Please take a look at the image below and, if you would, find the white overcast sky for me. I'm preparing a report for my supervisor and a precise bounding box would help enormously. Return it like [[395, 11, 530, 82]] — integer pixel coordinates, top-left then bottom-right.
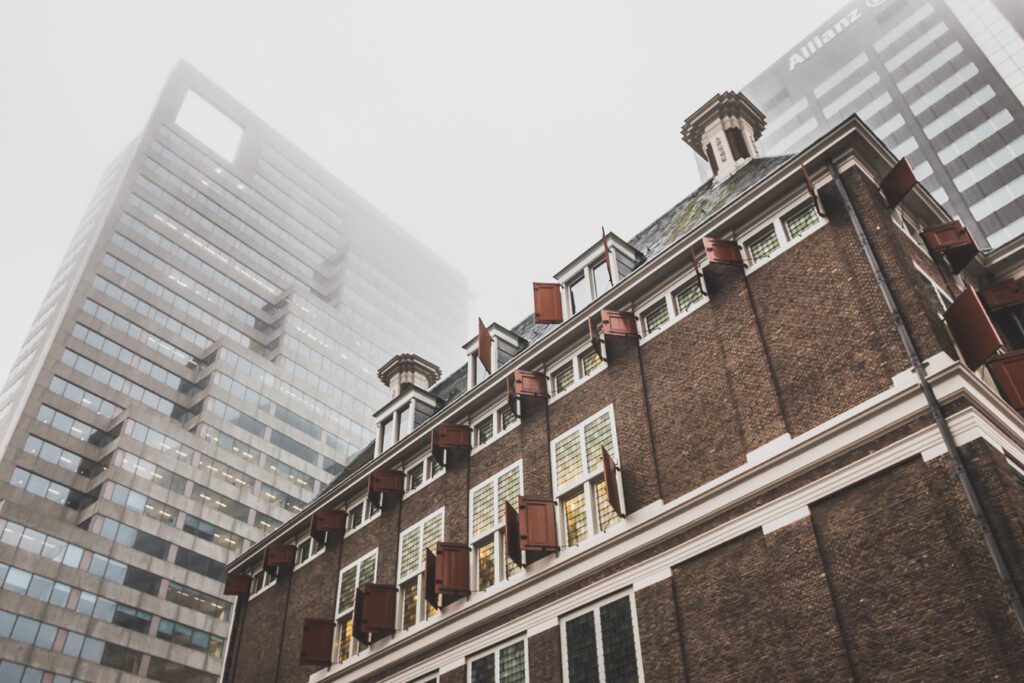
[[0, 0, 846, 378]]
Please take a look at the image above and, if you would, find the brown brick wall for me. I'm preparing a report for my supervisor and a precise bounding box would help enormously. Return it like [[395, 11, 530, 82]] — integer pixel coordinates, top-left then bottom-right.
[[231, 570, 288, 682], [634, 578, 687, 682], [440, 667, 465, 683], [528, 626, 561, 682]]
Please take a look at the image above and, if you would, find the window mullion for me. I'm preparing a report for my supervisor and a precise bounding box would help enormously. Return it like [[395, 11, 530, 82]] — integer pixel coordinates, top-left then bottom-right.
[[594, 603, 607, 683]]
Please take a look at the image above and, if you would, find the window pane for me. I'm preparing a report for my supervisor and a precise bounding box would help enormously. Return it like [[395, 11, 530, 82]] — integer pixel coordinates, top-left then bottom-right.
[[472, 485, 496, 537], [499, 640, 527, 683], [749, 228, 781, 262], [592, 260, 612, 298], [553, 363, 575, 394], [565, 612, 599, 683], [471, 654, 495, 683], [595, 481, 620, 532], [642, 299, 670, 334], [337, 615, 353, 662], [563, 490, 589, 546], [583, 413, 613, 475], [600, 597, 639, 682], [674, 281, 704, 314], [579, 350, 602, 377], [785, 204, 818, 239], [402, 582, 418, 628], [569, 277, 591, 314], [475, 419, 494, 446], [337, 566, 358, 614], [477, 539, 495, 591], [554, 434, 583, 489], [498, 405, 519, 430], [496, 468, 520, 510]]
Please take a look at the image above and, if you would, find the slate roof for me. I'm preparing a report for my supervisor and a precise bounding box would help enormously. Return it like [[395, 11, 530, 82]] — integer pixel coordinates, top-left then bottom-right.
[[332, 154, 791, 487]]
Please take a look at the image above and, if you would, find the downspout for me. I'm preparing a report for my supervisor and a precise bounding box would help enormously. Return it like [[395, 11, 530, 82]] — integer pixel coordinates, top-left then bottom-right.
[[827, 159, 1024, 635]]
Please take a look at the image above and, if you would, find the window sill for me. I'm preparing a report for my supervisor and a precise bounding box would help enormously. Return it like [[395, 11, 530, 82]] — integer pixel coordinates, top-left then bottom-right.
[[547, 362, 608, 406]]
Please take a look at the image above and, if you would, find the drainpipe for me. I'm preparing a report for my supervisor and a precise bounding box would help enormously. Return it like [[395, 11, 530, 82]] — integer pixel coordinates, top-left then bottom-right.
[[827, 159, 1024, 635]]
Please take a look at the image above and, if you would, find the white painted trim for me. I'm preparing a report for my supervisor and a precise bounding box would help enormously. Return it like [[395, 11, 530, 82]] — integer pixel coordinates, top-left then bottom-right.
[[920, 443, 947, 462], [761, 505, 811, 534], [546, 342, 609, 406], [466, 635, 529, 682], [632, 566, 673, 591], [526, 617, 559, 637], [558, 591, 645, 683], [311, 362, 1024, 683], [746, 433, 794, 464]]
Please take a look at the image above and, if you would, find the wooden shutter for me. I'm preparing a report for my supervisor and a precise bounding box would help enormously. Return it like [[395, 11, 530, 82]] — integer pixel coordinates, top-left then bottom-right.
[[922, 220, 977, 274], [601, 447, 625, 517], [435, 543, 471, 599], [981, 280, 1024, 312], [424, 549, 439, 608], [988, 351, 1024, 411], [505, 376, 518, 417], [946, 288, 1004, 370], [601, 310, 639, 338], [505, 501, 523, 567], [299, 618, 335, 666], [368, 469, 405, 496], [513, 370, 548, 399], [223, 573, 252, 596], [801, 163, 825, 217], [880, 158, 916, 209], [703, 237, 744, 267], [519, 496, 558, 553], [478, 318, 493, 374], [264, 544, 297, 570], [354, 584, 397, 642], [588, 318, 603, 360], [533, 283, 564, 324], [437, 424, 471, 450], [601, 227, 615, 285], [310, 509, 347, 545]]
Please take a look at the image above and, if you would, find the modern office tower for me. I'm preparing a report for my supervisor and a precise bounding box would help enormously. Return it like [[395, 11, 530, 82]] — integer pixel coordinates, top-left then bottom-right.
[[698, 0, 1024, 250], [0, 62, 468, 683]]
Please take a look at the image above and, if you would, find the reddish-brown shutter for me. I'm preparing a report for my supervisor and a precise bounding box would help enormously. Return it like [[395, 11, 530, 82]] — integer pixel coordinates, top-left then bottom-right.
[[703, 237, 744, 267], [981, 280, 1024, 312], [946, 288, 1004, 370], [519, 496, 558, 553], [601, 310, 639, 338], [922, 220, 978, 273], [601, 227, 615, 285], [368, 469, 405, 508], [478, 318, 493, 374], [880, 157, 916, 209], [310, 509, 347, 545], [801, 163, 826, 217], [424, 549, 439, 608], [354, 584, 397, 642], [988, 351, 1024, 411], [601, 447, 625, 517], [533, 283, 564, 324], [299, 618, 335, 666], [431, 423, 472, 466], [513, 370, 548, 399], [223, 573, 252, 596], [505, 501, 523, 567], [435, 543, 471, 599], [264, 544, 297, 570], [588, 318, 603, 359]]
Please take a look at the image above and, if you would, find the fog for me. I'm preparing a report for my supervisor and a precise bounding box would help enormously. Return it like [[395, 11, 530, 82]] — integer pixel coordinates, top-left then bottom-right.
[[0, 0, 846, 378]]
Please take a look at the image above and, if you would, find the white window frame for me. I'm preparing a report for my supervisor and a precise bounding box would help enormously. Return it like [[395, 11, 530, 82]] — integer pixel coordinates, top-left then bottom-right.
[[559, 591, 644, 683], [566, 258, 614, 316], [396, 508, 445, 630], [547, 342, 607, 403], [913, 262, 953, 314], [404, 453, 444, 498], [293, 533, 326, 571], [468, 461, 524, 593], [637, 274, 708, 346], [248, 567, 277, 600], [740, 197, 827, 275], [549, 405, 624, 548], [470, 401, 521, 453], [346, 496, 381, 533], [334, 548, 378, 663], [467, 635, 530, 682]]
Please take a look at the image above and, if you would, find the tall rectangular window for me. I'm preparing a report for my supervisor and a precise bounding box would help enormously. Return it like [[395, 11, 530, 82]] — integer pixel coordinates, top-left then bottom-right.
[[334, 550, 377, 662], [468, 637, 528, 682], [561, 593, 642, 683], [469, 463, 523, 591], [397, 509, 444, 628], [550, 408, 622, 547]]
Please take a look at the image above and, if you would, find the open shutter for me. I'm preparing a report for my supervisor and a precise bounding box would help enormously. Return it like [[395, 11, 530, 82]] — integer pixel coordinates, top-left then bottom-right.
[[224, 573, 252, 596], [981, 280, 1024, 312], [478, 318, 493, 374], [988, 351, 1024, 412], [922, 220, 977, 274], [435, 543, 471, 600], [513, 370, 548, 399], [601, 310, 639, 338], [703, 237, 744, 268], [430, 423, 472, 466], [424, 549, 439, 608], [601, 447, 625, 517], [601, 227, 615, 286], [368, 469, 405, 508], [310, 509, 347, 546], [264, 544, 297, 573], [354, 584, 397, 643], [880, 158, 916, 209], [588, 318, 603, 360], [946, 288, 1004, 370], [519, 496, 558, 553], [505, 501, 523, 567], [801, 163, 826, 217], [533, 283, 564, 324], [505, 376, 518, 417], [299, 618, 335, 666]]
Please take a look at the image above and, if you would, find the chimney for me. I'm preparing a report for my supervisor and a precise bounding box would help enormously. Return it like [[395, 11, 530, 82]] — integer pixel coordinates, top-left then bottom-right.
[[377, 354, 442, 398], [681, 91, 766, 183]]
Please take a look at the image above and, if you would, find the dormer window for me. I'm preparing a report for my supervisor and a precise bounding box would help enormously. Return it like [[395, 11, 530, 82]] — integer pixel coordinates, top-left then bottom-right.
[[373, 355, 442, 456], [544, 232, 643, 323], [465, 324, 526, 389]]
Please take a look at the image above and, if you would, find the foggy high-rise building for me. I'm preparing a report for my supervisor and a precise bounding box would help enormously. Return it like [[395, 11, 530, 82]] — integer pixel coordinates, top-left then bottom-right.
[[0, 62, 468, 683], [698, 0, 1024, 250]]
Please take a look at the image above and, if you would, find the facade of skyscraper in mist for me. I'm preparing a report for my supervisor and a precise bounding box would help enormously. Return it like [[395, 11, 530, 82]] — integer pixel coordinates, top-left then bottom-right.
[[0, 62, 468, 683], [699, 0, 1024, 250]]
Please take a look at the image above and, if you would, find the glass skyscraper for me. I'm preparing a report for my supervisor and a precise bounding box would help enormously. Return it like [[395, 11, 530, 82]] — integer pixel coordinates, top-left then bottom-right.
[[0, 62, 467, 683], [701, 0, 1024, 249]]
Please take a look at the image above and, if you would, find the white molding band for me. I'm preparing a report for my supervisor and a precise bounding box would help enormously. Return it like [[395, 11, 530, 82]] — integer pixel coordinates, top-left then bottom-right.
[[761, 505, 811, 535]]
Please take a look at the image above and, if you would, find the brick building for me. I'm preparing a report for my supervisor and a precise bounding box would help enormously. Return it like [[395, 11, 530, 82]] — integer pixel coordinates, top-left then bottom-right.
[[220, 92, 1024, 682]]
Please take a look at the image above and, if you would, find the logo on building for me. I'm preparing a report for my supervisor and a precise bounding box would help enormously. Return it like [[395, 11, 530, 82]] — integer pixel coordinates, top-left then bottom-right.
[[787, 0, 889, 71]]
